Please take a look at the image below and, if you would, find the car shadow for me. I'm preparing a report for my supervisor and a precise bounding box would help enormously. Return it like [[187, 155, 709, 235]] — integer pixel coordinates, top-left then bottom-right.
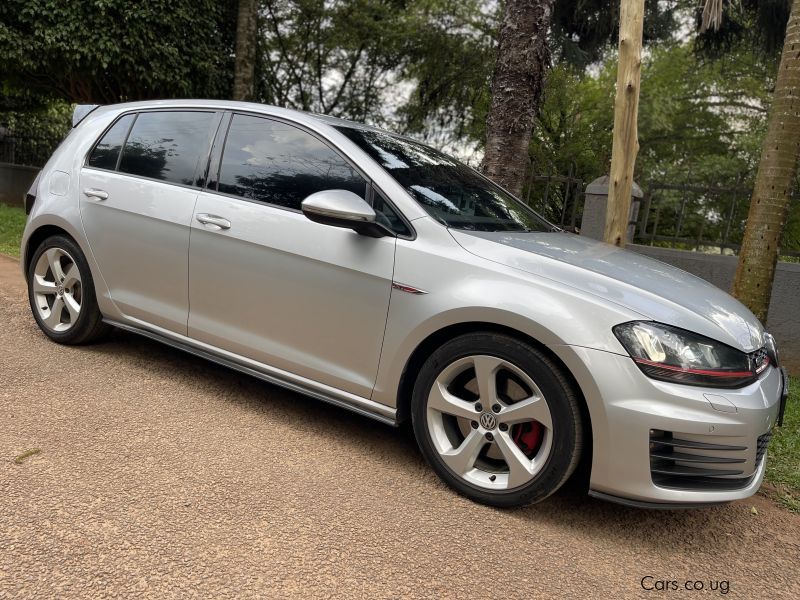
[[70, 327, 772, 556]]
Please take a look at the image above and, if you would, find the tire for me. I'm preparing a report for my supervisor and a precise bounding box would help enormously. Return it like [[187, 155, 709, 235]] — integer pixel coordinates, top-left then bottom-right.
[[411, 332, 584, 508], [27, 235, 111, 345]]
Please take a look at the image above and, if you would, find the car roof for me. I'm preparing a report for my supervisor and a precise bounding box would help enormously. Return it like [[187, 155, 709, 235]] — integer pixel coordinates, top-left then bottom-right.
[[81, 99, 395, 136]]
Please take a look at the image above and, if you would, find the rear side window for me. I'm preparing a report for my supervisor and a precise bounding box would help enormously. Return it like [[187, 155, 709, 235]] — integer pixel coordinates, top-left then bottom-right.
[[118, 111, 216, 186], [87, 114, 135, 170], [217, 114, 366, 210]]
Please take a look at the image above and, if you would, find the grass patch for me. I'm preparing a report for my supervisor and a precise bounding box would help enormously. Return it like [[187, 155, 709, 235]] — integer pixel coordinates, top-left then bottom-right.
[[0, 203, 26, 257], [13, 448, 41, 464], [765, 376, 800, 511]]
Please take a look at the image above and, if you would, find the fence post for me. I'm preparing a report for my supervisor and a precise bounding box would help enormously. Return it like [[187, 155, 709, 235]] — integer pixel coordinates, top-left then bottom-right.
[[581, 175, 643, 242]]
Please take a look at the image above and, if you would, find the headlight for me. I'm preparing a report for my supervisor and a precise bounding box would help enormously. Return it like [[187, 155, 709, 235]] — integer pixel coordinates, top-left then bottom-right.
[[613, 321, 761, 388]]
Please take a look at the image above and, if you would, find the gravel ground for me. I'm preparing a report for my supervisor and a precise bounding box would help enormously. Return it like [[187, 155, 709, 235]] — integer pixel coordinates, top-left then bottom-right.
[[1, 254, 799, 599]]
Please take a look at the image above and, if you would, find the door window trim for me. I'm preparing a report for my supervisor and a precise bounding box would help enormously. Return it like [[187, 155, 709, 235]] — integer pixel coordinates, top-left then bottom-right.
[[82, 108, 221, 192]]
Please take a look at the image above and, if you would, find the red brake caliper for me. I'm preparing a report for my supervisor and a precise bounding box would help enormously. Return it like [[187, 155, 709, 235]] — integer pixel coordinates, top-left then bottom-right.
[[512, 421, 544, 458]]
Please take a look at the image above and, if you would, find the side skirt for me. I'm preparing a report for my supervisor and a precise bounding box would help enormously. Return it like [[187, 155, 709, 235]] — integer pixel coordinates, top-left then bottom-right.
[[104, 319, 398, 427]]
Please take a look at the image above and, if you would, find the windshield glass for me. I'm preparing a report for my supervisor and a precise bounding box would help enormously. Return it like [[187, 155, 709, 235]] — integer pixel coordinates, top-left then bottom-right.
[[335, 127, 553, 232]]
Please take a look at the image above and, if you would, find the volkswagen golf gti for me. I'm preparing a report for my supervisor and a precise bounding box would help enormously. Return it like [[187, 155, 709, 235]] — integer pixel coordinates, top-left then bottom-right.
[[21, 100, 789, 508]]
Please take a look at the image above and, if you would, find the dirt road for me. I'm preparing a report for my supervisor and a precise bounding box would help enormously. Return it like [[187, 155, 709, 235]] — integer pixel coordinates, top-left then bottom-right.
[[0, 255, 798, 599]]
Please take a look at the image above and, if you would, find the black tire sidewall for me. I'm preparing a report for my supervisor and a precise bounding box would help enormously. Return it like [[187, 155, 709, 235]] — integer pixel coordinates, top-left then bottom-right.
[[27, 235, 103, 344], [411, 333, 582, 508]]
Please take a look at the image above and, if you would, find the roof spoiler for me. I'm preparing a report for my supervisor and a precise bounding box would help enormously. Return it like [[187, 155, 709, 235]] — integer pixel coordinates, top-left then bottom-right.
[[72, 104, 101, 128]]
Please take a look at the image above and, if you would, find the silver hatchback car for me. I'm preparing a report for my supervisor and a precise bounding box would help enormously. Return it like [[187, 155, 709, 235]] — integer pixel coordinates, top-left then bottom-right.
[[22, 100, 788, 508]]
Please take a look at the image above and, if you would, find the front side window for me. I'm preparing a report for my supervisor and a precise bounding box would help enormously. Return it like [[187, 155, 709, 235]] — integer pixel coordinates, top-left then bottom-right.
[[372, 189, 411, 236], [337, 127, 552, 233], [87, 114, 135, 171], [217, 114, 366, 210], [118, 111, 216, 186]]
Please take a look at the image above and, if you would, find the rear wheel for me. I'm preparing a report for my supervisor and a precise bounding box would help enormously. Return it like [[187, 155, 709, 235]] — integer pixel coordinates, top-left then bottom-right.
[[27, 235, 111, 344], [411, 332, 583, 507]]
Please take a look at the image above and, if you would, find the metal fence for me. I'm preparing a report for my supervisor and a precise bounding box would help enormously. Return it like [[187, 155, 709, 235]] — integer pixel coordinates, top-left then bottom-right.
[[636, 178, 800, 258], [0, 134, 65, 167], [521, 161, 585, 232], [520, 163, 799, 259]]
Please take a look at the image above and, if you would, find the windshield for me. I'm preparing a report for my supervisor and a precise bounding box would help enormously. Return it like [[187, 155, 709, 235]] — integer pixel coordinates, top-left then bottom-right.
[[335, 127, 553, 233]]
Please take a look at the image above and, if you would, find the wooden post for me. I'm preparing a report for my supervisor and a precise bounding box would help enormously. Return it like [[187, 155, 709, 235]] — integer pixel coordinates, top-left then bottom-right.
[[604, 0, 645, 246]]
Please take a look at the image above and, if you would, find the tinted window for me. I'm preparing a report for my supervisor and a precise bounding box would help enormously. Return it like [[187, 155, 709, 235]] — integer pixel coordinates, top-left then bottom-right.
[[87, 114, 135, 170], [119, 111, 215, 186], [337, 127, 552, 233], [218, 114, 366, 210]]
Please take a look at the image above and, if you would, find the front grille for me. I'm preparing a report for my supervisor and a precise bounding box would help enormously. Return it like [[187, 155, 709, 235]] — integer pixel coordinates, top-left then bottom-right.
[[649, 430, 756, 491], [755, 431, 772, 466]]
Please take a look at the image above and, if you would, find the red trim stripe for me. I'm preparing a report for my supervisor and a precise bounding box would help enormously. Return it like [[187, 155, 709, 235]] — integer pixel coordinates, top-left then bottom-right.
[[634, 358, 755, 378]]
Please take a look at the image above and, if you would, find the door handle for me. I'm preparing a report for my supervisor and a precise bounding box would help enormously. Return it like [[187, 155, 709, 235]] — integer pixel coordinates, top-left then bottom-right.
[[196, 213, 231, 230], [83, 188, 108, 200]]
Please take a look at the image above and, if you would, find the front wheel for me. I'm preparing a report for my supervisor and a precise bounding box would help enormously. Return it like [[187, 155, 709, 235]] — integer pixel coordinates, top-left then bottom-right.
[[411, 333, 584, 508]]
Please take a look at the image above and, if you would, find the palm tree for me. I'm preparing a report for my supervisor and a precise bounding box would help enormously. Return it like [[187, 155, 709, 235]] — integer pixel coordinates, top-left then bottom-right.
[[702, 0, 800, 322], [481, 1, 555, 198]]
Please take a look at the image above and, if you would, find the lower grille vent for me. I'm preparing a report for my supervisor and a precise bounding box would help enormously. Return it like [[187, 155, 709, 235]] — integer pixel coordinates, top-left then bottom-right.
[[755, 431, 772, 466], [649, 430, 755, 491]]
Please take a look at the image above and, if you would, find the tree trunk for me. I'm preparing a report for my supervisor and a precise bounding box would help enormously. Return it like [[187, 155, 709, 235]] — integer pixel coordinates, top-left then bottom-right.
[[233, 0, 258, 101], [732, 0, 800, 322], [604, 0, 645, 247], [481, 0, 555, 198]]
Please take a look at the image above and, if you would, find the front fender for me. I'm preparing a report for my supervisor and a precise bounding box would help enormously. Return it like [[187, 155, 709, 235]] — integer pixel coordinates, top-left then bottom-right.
[[370, 219, 641, 409]]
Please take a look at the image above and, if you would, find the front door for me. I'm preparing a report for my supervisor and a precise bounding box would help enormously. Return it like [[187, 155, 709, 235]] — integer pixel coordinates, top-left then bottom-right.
[[187, 114, 396, 398]]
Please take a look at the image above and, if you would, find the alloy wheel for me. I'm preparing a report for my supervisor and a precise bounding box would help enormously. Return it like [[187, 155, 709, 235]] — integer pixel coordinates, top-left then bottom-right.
[[32, 247, 83, 332], [426, 354, 554, 491]]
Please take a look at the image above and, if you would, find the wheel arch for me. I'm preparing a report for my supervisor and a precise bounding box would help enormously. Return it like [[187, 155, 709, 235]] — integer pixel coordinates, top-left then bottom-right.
[[395, 321, 593, 445], [23, 224, 76, 278]]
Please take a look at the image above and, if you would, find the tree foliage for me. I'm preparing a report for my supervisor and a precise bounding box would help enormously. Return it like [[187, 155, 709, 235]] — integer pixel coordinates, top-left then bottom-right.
[[693, 0, 791, 57], [255, 0, 497, 146], [0, 0, 236, 105], [551, 0, 678, 67]]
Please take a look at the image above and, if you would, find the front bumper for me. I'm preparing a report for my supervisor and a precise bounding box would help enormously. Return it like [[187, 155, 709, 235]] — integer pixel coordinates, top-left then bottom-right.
[[559, 346, 784, 507]]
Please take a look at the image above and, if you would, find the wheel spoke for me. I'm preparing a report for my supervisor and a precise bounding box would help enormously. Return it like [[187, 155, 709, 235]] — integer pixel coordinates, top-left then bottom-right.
[[63, 264, 81, 288], [63, 293, 80, 321], [46, 248, 66, 282], [44, 296, 64, 329], [472, 355, 502, 403], [33, 275, 57, 295], [498, 395, 552, 429], [495, 431, 536, 488], [428, 381, 478, 420], [440, 429, 486, 476]]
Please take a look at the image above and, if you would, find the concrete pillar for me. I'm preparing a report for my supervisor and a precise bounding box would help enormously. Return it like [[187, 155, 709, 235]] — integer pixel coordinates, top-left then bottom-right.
[[581, 175, 643, 242]]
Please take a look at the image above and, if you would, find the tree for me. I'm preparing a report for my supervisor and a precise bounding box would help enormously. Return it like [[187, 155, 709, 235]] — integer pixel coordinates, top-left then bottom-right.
[[694, 0, 798, 320], [730, 0, 800, 321], [481, 1, 555, 198], [0, 0, 236, 104], [257, 0, 411, 121], [233, 0, 258, 101], [403, 1, 678, 179]]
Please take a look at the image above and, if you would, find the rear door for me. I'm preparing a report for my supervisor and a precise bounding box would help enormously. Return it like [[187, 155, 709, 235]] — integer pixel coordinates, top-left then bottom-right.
[[79, 110, 219, 334], [187, 113, 397, 398]]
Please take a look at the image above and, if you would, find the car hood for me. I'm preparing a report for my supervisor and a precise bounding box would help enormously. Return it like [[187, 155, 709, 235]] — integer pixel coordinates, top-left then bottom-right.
[[451, 230, 764, 353]]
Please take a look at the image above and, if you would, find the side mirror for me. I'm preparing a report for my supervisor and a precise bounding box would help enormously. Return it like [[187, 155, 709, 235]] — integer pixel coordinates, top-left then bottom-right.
[[301, 190, 393, 238]]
